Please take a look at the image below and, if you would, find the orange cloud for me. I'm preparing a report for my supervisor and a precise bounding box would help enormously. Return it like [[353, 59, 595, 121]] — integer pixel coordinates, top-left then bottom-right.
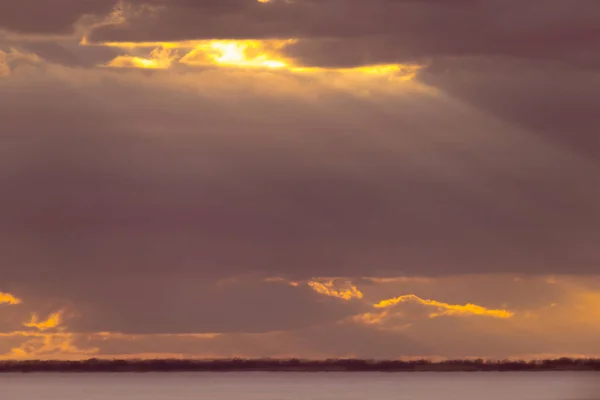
[[6, 332, 99, 360], [374, 294, 514, 319], [0, 292, 22, 305], [24, 310, 64, 331], [308, 279, 363, 300]]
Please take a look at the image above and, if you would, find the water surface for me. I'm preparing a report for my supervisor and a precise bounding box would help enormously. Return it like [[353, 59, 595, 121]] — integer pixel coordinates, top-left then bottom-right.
[[1, 372, 597, 400]]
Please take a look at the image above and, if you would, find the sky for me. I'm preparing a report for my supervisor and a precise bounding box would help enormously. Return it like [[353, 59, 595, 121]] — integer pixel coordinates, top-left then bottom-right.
[[0, 0, 599, 361]]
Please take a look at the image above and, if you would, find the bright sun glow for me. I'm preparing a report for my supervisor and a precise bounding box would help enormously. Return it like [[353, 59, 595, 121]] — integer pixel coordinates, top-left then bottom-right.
[[180, 40, 291, 69]]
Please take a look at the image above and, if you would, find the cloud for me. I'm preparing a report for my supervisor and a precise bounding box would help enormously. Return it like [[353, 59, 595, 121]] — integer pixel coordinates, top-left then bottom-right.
[[5, 332, 99, 360], [0, 0, 117, 35], [16, 276, 365, 335], [95, 39, 421, 76], [3, 1, 599, 71], [105, 46, 178, 69], [0, 55, 598, 345], [0, 304, 96, 360], [4, 1, 590, 70], [0, 47, 42, 76], [1, 276, 600, 359], [23, 310, 64, 331], [75, 323, 431, 360], [307, 279, 363, 301], [0, 292, 22, 305], [178, 39, 292, 69], [374, 294, 514, 319], [84, 1, 600, 67], [351, 311, 389, 326], [420, 57, 600, 160], [2, 60, 599, 288], [1, 1, 600, 360]]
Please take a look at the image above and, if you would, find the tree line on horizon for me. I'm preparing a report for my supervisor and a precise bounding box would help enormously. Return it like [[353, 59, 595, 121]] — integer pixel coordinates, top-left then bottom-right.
[[0, 357, 599, 372]]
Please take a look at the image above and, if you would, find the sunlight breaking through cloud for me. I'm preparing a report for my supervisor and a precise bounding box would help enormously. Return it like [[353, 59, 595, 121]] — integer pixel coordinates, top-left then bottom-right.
[[375, 294, 514, 319], [96, 39, 421, 77]]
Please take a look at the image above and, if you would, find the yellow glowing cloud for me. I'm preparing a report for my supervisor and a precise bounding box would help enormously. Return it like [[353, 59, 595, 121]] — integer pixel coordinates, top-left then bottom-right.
[[0, 292, 22, 305], [308, 280, 363, 301], [24, 310, 64, 331], [105, 47, 178, 69], [96, 39, 421, 77], [101, 40, 291, 70], [374, 294, 514, 319]]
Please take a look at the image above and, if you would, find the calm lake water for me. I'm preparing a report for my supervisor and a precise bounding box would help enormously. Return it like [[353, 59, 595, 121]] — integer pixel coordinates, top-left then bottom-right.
[[0, 372, 598, 400]]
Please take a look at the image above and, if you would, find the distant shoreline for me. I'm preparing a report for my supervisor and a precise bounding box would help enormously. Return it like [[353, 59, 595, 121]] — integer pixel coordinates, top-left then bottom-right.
[[1, 358, 599, 373]]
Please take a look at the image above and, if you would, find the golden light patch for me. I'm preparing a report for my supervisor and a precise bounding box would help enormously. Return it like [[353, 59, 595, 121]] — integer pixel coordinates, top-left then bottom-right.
[[568, 289, 600, 322], [24, 310, 64, 331], [0, 292, 22, 305], [374, 294, 514, 319], [308, 280, 363, 301]]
